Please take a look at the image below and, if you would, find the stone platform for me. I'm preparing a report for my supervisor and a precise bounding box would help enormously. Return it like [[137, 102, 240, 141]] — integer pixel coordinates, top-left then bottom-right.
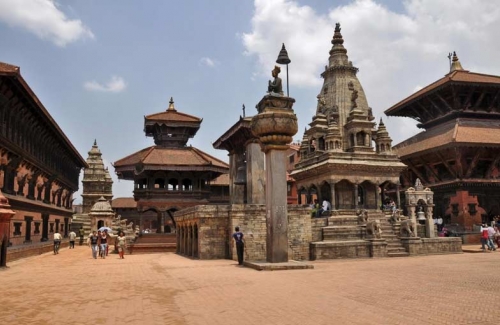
[[129, 233, 176, 254], [243, 260, 314, 271]]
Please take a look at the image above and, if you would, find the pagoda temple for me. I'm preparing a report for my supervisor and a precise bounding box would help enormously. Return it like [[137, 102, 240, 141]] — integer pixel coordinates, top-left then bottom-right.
[[385, 52, 500, 228], [114, 98, 229, 232], [291, 24, 406, 210]]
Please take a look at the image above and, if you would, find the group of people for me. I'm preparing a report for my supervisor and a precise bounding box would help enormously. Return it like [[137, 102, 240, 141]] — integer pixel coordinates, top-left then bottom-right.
[[87, 230, 128, 259], [52, 228, 127, 259], [480, 221, 500, 252], [311, 199, 331, 218]]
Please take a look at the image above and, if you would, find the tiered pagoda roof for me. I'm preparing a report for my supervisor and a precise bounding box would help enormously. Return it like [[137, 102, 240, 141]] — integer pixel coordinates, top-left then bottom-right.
[[114, 98, 228, 179]]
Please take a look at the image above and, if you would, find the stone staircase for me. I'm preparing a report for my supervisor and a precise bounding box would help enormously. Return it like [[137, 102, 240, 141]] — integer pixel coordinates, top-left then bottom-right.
[[377, 213, 409, 258], [129, 233, 176, 254], [71, 213, 92, 237], [310, 210, 410, 260]]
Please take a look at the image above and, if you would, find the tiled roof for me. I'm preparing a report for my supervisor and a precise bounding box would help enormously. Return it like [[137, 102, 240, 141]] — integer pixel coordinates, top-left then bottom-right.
[[394, 119, 500, 157], [385, 70, 500, 115], [111, 197, 137, 209], [0, 62, 19, 74], [211, 173, 229, 185], [114, 146, 229, 169], [145, 110, 201, 123]]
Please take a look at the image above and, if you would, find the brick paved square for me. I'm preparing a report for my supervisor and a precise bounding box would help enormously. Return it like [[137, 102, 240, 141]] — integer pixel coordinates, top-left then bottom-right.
[[1, 248, 499, 325]]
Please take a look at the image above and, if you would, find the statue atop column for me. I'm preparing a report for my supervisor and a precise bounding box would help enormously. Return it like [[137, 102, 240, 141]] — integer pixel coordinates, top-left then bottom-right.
[[268, 66, 283, 96]]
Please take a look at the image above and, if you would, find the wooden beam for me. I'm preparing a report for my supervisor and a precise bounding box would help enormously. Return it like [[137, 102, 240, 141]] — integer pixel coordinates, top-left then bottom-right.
[[427, 96, 447, 116], [420, 157, 441, 183], [464, 148, 483, 178], [485, 153, 500, 179], [472, 89, 486, 111], [406, 159, 429, 184], [463, 86, 476, 110], [487, 88, 500, 112], [415, 102, 434, 121], [435, 93, 454, 113], [436, 151, 458, 179], [455, 147, 464, 179]]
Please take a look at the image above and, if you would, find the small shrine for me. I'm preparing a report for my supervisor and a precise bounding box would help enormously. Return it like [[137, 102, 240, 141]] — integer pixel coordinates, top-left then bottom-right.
[[88, 196, 115, 230]]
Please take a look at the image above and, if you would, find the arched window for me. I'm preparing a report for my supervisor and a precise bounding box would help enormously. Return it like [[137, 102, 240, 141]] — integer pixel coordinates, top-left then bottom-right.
[[182, 179, 193, 191]]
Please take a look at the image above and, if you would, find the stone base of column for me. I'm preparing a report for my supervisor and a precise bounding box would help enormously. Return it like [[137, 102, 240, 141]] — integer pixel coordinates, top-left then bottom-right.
[[243, 260, 314, 271]]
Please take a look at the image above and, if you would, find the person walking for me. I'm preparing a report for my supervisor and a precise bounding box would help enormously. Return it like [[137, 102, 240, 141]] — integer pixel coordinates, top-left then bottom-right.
[[232, 227, 245, 266], [88, 231, 99, 259], [53, 230, 62, 255], [116, 231, 127, 259], [487, 224, 497, 251], [480, 224, 494, 251], [99, 230, 109, 258], [68, 230, 76, 249], [437, 216, 443, 232]]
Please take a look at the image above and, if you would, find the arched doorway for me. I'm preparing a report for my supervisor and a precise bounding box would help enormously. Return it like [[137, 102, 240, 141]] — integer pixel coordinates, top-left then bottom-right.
[[320, 182, 331, 204], [359, 181, 377, 209], [97, 220, 104, 229]]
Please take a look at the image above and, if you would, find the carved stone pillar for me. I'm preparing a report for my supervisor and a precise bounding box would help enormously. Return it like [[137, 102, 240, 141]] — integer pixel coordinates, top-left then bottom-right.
[[396, 183, 401, 209], [329, 181, 336, 210], [425, 205, 435, 238], [246, 141, 265, 204], [354, 183, 359, 209], [229, 152, 245, 204], [375, 182, 380, 210], [251, 94, 297, 263]]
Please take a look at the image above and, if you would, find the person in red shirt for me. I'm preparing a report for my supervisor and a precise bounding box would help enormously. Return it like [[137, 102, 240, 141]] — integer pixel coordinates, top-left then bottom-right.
[[480, 224, 494, 251]]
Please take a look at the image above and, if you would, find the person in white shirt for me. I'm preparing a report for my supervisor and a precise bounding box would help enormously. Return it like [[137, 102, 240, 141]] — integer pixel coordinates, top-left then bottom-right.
[[487, 226, 497, 251], [53, 231, 62, 254], [437, 217, 443, 232], [322, 199, 331, 212], [68, 231, 76, 249]]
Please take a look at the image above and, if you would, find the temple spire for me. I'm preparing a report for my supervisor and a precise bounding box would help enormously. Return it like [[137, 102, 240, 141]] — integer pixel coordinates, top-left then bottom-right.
[[328, 23, 349, 67], [93, 139, 97, 146], [450, 51, 464, 72], [167, 97, 176, 111]]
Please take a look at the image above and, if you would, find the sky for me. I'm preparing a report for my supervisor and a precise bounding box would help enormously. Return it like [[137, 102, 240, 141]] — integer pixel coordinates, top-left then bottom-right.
[[0, 0, 499, 202]]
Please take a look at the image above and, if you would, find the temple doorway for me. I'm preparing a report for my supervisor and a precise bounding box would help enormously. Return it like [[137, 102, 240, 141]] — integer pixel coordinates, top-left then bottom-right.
[[97, 220, 104, 229]]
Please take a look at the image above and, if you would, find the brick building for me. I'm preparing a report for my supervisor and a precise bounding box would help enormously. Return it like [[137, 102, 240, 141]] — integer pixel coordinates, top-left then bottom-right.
[[0, 62, 86, 260]]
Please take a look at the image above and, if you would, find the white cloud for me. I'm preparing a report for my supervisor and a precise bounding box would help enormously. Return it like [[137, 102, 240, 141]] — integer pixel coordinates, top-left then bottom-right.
[[84, 76, 127, 93], [0, 0, 94, 47], [242, 0, 500, 143], [199, 57, 218, 67]]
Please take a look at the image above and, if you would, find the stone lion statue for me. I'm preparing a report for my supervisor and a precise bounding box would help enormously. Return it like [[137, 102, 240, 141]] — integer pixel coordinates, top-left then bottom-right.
[[366, 220, 382, 239], [357, 209, 368, 224], [390, 209, 401, 224], [400, 219, 416, 237]]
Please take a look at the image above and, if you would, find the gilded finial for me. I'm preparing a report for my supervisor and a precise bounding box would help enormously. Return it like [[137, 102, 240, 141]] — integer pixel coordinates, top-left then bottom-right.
[[93, 139, 97, 146], [332, 22, 344, 45], [450, 51, 464, 72], [168, 97, 176, 111]]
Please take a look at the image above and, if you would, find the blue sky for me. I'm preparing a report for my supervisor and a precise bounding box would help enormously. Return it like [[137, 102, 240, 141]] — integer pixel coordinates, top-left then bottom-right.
[[0, 0, 499, 201]]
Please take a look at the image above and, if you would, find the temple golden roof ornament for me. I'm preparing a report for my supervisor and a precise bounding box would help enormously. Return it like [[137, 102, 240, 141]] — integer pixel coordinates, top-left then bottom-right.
[[450, 51, 464, 72], [167, 97, 176, 111]]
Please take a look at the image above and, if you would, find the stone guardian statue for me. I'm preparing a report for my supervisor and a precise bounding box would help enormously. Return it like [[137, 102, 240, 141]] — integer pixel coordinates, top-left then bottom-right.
[[268, 65, 283, 96]]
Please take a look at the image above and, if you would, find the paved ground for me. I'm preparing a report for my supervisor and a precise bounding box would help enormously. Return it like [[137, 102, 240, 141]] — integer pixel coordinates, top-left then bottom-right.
[[1, 247, 500, 325]]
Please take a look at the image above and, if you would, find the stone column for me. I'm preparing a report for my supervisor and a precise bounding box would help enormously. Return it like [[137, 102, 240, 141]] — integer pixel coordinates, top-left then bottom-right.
[[375, 182, 380, 210], [0, 190, 15, 267], [229, 153, 245, 204], [246, 141, 265, 204], [329, 181, 336, 210], [251, 95, 297, 263], [425, 205, 435, 238], [396, 183, 401, 209], [354, 183, 359, 209]]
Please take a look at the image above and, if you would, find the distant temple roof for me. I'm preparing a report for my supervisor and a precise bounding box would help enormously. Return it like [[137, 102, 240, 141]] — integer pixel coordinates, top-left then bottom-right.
[[114, 146, 229, 176], [111, 197, 137, 209], [385, 53, 500, 116]]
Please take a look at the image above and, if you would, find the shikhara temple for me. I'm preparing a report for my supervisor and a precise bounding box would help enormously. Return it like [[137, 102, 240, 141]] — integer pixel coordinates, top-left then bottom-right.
[[292, 23, 407, 210], [386, 52, 500, 229]]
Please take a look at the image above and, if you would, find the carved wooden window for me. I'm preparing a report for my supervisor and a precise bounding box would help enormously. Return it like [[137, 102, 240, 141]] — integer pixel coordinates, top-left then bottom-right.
[[49, 223, 54, 233], [468, 203, 477, 215], [451, 203, 459, 216], [34, 222, 41, 234], [13, 222, 22, 236]]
